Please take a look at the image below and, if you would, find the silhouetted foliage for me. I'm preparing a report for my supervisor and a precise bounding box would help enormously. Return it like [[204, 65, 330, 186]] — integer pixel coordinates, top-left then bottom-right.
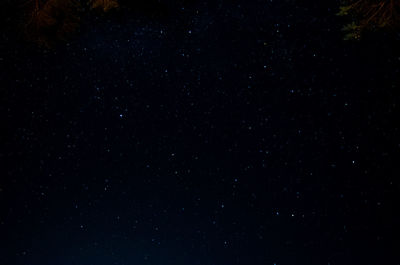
[[338, 0, 400, 40], [25, 0, 119, 47], [90, 0, 119, 12], [26, 0, 81, 47]]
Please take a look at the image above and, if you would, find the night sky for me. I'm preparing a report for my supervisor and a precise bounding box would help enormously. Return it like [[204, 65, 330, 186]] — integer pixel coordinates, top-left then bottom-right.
[[1, 0, 400, 264]]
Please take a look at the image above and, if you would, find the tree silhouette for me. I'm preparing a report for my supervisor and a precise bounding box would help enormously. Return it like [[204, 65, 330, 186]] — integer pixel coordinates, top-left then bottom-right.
[[26, 0, 81, 47], [25, 0, 119, 47], [338, 0, 400, 40], [90, 0, 119, 12]]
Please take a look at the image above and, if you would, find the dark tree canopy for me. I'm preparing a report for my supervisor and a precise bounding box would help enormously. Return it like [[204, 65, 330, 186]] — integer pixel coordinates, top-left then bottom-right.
[[338, 0, 400, 40], [25, 0, 119, 47]]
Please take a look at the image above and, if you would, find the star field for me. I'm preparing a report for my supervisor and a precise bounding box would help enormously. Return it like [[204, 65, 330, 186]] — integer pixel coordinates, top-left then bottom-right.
[[1, 0, 400, 264]]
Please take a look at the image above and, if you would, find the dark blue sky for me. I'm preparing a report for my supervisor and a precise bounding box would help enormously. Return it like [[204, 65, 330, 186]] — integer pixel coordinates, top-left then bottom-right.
[[1, 0, 399, 264]]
